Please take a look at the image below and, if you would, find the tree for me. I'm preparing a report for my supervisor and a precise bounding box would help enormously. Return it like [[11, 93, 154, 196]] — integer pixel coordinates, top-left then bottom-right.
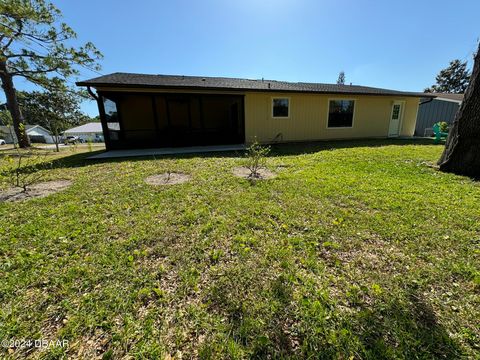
[[424, 59, 471, 93], [438, 44, 480, 177], [19, 86, 88, 152], [0, 0, 102, 148], [337, 71, 345, 85]]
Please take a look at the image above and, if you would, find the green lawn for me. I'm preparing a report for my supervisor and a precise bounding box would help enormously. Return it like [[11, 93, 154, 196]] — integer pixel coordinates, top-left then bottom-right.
[[0, 140, 479, 359]]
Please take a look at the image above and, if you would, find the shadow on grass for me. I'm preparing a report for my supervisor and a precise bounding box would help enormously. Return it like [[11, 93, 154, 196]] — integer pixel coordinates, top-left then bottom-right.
[[346, 287, 464, 359], [225, 286, 464, 358], [43, 138, 444, 170], [269, 138, 442, 157], [206, 267, 463, 358]]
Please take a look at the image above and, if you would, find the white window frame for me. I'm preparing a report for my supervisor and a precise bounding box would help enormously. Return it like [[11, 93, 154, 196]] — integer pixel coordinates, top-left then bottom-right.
[[271, 97, 290, 119], [326, 98, 356, 129]]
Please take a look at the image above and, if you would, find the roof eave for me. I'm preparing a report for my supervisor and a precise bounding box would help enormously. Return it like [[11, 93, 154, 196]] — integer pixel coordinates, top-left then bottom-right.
[[432, 97, 462, 104], [76, 82, 430, 98]]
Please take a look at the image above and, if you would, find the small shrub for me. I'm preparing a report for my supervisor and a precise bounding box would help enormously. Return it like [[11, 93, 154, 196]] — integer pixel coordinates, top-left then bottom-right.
[[438, 121, 449, 133], [0, 149, 51, 192], [87, 138, 93, 152], [69, 142, 78, 153], [244, 141, 270, 179]]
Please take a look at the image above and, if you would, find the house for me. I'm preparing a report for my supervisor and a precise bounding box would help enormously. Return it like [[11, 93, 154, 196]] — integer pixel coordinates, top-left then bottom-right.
[[415, 93, 463, 136], [0, 124, 55, 144], [76, 73, 434, 150], [63, 122, 104, 142]]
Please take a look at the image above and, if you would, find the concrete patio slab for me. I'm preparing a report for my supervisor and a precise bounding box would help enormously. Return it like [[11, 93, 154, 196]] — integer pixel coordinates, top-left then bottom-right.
[[87, 144, 245, 159]]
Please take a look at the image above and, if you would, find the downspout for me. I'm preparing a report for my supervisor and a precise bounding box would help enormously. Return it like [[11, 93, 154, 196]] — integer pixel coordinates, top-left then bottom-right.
[[419, 97, 434, 106], [417, 96, 435, 137], [86, 86, 99, 101]]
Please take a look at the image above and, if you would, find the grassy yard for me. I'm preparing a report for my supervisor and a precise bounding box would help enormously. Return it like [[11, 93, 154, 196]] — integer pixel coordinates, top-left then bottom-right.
[[0, 140, 479, 359]]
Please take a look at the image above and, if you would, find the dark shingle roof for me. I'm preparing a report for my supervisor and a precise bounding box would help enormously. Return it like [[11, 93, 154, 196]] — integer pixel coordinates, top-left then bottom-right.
[[77, 72, 433, 98]]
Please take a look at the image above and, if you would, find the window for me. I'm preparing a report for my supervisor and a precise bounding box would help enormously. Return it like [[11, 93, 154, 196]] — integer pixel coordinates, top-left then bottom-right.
[[103, 97, 121, 140], [328, 100, 355, 128], [391, 104, 401, 120], [272, 98, 289, 118]]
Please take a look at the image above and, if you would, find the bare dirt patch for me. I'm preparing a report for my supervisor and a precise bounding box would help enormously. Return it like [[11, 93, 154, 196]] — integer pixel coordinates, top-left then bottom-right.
[[0, 180, 72, 202], [233, 166, 277, 180], [276, 164, 290, 172], [145, 172, 191, 186]]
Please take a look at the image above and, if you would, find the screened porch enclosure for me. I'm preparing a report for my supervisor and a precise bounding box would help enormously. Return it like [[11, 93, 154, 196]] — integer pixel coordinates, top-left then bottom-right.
[[100, 93, 245, 149]]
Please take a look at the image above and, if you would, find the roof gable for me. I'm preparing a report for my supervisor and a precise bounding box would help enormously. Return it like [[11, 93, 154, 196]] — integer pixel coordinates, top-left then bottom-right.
[[0, 125, 50, 134]]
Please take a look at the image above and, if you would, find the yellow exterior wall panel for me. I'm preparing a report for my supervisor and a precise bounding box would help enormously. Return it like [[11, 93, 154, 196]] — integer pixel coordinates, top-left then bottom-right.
[[244, 92, 420, 144]]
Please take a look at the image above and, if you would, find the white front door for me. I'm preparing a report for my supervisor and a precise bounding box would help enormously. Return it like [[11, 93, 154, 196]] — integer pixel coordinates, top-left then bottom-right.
[[388, 101, 404, 137]]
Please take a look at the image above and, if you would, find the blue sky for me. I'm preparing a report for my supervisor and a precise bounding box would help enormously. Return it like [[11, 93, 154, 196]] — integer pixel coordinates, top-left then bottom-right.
[[5, 0, 480, 116]]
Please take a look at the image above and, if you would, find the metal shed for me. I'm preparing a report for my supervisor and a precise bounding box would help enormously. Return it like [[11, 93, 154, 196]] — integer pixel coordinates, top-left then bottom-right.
[[415, 93, 463, 136]]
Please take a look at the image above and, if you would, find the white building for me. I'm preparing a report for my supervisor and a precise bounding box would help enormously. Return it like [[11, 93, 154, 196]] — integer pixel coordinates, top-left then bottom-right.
[[63, 122, 104, 142], [0, 125, 56, 144]]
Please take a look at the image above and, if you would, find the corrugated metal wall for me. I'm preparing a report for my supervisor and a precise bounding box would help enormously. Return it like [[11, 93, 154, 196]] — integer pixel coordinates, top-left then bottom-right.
[[415, 99, 459, 136]]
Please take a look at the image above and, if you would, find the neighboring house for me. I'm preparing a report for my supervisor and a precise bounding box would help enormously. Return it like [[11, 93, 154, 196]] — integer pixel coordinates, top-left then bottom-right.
[[76, 73, 434, 150], [63, 122, 104, 142], [0, 125, 55, 144], [415, 93, 463, 136]]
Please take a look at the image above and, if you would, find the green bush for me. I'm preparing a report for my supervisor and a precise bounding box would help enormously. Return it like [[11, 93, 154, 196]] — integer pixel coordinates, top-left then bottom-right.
[[437, 121, 449, 133], [244, 140, 270, 179], [0, 150, 51, 192]]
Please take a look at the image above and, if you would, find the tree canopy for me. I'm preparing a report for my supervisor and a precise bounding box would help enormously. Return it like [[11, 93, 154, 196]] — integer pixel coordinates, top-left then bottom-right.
[[0, 0, 102, 88], [19, 86, 90, 151], [19, 88, 89, 128], [424, 59, 471, 93], [0, 0, 102, 147], [337, 71, 345, 85]]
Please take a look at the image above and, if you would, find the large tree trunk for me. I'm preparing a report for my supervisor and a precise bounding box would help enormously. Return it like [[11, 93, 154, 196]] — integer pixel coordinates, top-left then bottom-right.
[[0, 61, 31, 148], [438, 44, 480, 176]]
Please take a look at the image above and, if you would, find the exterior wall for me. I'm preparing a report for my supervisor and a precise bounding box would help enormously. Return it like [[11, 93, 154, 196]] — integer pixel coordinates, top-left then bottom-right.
[[0, 126, 55, 144], [28, 128, 55, 143], [91, 86, 421, 146], [415, 99, 459, 136], [0, 129, 16, 144], [244, 93, 420, 144]]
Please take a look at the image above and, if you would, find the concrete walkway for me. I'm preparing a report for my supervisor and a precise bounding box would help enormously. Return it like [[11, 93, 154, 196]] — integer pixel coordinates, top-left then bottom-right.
[[36, 143, 106, 150], [87, 144, 245, 159]]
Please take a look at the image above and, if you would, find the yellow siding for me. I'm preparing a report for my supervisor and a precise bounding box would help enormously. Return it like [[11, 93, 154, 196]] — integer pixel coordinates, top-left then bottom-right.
[[401, 97, 420, 136], [244, 92, 420, 144]]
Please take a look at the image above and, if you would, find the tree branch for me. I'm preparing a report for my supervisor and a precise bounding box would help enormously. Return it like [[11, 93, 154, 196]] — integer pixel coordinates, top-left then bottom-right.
[[5, 53, 48, 59], [0, 19, 23, 51], [11, 66, 61, 76]]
